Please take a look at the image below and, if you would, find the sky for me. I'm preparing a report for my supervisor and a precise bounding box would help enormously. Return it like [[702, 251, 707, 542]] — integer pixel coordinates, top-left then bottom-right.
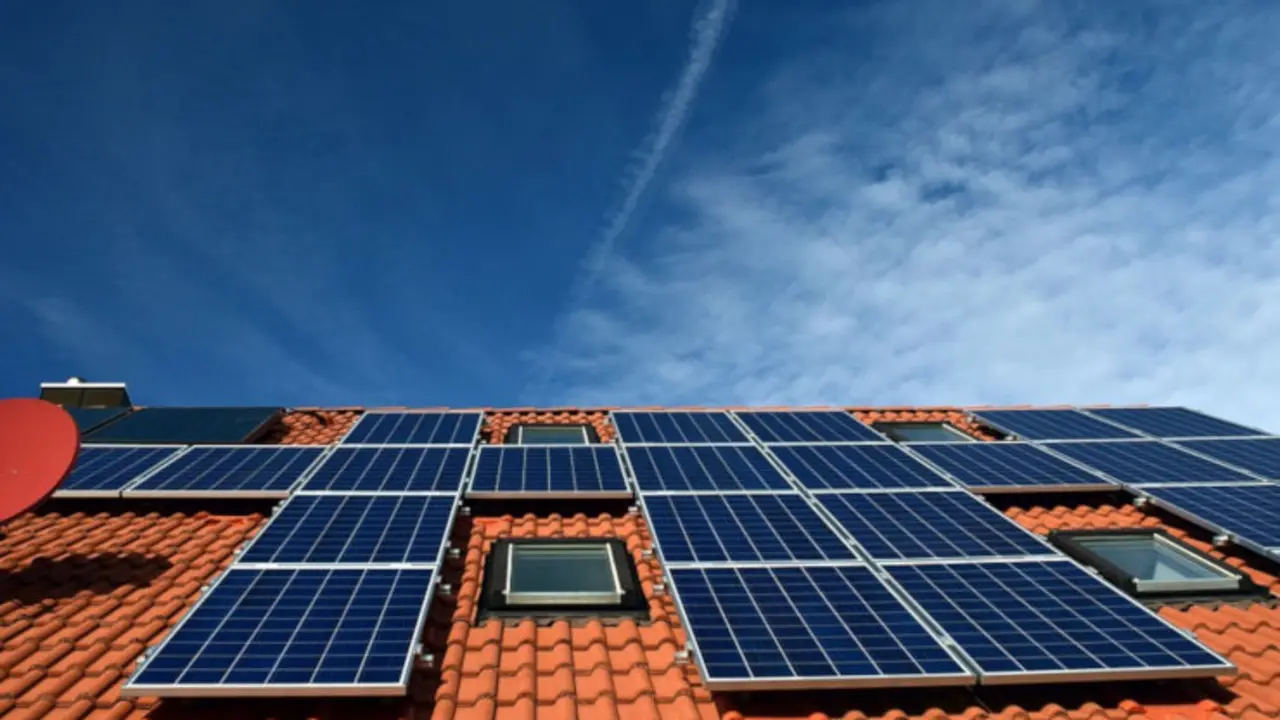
[[2, 1, 1279, 430]]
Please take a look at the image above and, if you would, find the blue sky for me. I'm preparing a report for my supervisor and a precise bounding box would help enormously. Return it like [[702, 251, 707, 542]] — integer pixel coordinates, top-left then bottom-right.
[[3, 1, 1279, 429]]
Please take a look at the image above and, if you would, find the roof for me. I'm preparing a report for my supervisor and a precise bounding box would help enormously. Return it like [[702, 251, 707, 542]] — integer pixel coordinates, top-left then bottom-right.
[[1, 406, 1277, 720]]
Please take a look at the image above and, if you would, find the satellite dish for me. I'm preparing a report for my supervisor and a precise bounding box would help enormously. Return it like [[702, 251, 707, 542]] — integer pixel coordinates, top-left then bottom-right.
[[0, 398, 79, 524]]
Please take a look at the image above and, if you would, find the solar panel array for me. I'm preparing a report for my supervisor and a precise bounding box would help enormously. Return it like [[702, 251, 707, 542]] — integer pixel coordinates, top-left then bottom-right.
[[1047, 441, 1256, 486], [1176, 438, 1280, 480], [621, 408, 1233, 690], [55, 445, 185, 497], [1086, 407, 1266, 439], [124, 447, 327, 498], [907, 443, 1114, 492], [613, 411, 747, 444], [734, 411, 883, 443], [66, 406, 131, 434], [469, 446, 628, 497], [1139, 484, 1280, 556], [83, 407, 282, 444], [341, 412, 481, 445], [770, 445, 955, 491], [126, 413, 478, 697], [973, 410, 1139, 441]]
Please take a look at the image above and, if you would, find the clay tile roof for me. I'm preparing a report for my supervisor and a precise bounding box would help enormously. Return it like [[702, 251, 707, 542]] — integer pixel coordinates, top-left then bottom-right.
[[1, 405, 1277, 720]]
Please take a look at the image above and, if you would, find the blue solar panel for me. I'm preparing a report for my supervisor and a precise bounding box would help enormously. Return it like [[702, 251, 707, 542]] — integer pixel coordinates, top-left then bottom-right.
[[1176, 438, 1280, 480], [83, 407, 281, 444], [1088, 407, 1266, 439], [66, 407, 131, 434], [909, 443, 1112, 491], [974, 410, 1139, 441], [126, 567, 432, 695], [735, 411, 882, 443], [1048, 441, 1255, 486], [238, 495, 456, 565], [670, 565, 971, 689], [300, 447, 469, 493], [468, 446, 627, 496], [1141, 484, 1280, 551], [627, 445, 792, 492], [342, 412, 480, 445], [770, 445, 955, 491], [815, 492, 1052, 561], [58, 446, 184, 495], [613, 411, 747, 444], [124, 447, 326, 497], [889, 560, 1232, 682], [645, 494, 857, 564]]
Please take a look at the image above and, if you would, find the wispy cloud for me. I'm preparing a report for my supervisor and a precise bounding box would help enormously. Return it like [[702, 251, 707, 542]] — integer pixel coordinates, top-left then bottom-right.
[[536, 1, 1280, 430]]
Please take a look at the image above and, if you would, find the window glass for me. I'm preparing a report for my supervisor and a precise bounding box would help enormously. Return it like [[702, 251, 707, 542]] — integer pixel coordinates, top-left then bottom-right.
[[509, 544, 616, 596], [1076, 535, 1234, 583], [519, 426, 588, 445], [879, 423, 972, 443]]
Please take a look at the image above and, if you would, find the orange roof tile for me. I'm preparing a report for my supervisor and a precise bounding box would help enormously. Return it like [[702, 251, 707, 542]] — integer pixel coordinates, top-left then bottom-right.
[[0, 405, 1277, 720]]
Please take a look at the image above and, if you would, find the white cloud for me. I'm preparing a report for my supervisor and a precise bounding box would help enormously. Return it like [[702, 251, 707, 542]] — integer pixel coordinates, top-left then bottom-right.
[[536, 1, 1280, 430]]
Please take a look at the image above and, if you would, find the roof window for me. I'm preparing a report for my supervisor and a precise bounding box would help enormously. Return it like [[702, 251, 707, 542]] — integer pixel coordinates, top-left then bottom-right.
[[478, 539, 647, 620], [875, 422, 973, 443], [511, 425, 592, 445], [1050, 529, 1264, 601]]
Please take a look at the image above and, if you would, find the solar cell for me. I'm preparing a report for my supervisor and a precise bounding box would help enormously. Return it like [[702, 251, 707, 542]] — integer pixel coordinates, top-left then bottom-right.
[[770, 445, 955, 491], [612, 411, 747, 444], [974, 410, 1139, 441], [815, 492, 1053, 561], [342, 412, 480, 445], [124, 567, 433, 696], [626, 445, 792, 493], [670, 565, 972, 689], [83, 407, 281, 444], [1087, 407, 1266, 439], [645, 493, 857, 564], [908, 442, 1114, 492], [56, 446, 184, 496], [300, 447, 469, 493], [468, 446, 628, 497], [1048, 441, 1255, 486], [889, 560, 1233, 683], [238, 495, 456, 565], [1140, 484, 1280, 551], [124, 447, 326, 498], [1176, 438, 1280, 480], [735, 411, 882, 443], [66, 407, 130, 434]]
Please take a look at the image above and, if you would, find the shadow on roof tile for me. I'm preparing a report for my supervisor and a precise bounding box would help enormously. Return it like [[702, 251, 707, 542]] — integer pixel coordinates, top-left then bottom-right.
[[0, 554, 172, 605]]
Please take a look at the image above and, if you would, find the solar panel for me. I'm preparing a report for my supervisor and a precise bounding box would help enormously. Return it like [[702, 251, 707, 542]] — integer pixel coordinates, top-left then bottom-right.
[[468, 446, 628, 498], [82, 407, 281, 444], [238, 495, 456, 565], [626, 445, 793, 493], [123, 447, 327, 498], [770, 445, 955, 491], [1087, 407, 1266, 439], [612, 411, 747, 444], [1140, 484, 1280, 552], [908, 443, 1113, 492], [342, 412, 480, 445], [1047, 441, 1255, 486], [56, 445, 184, 497], [974, 410, 1139, 441], [815, 492, 1053, 561], [66, 406, 130, 434], [888, 560, 1233, 683], [1176, 438, 1280, 480], [669, 565, 972, 689], [735, 411, 882, 443], [299, 447, 469, 493], [124, 567, 433, 696], [645, 493, 857, 564]]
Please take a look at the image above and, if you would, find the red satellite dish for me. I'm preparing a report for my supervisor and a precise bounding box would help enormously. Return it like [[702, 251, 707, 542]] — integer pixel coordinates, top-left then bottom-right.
[[0, 398, 80, 524]]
